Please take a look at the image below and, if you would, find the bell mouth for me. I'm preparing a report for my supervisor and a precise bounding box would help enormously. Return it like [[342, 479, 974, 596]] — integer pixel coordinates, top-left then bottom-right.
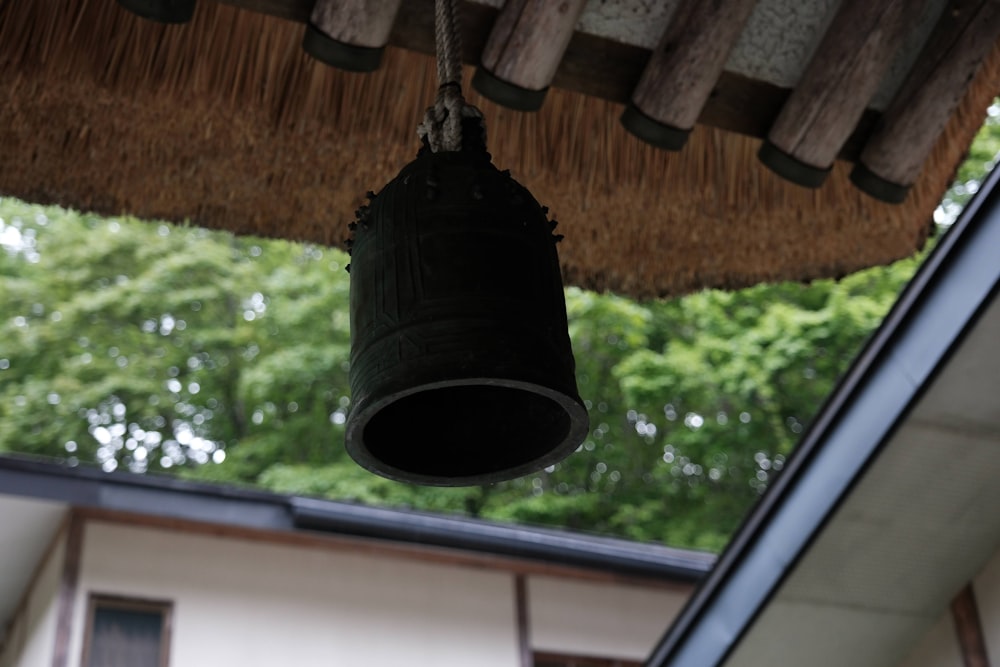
[[346, 380, 588, 486]]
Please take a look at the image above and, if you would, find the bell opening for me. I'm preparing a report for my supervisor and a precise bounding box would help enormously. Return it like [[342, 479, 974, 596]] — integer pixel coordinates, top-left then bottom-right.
[[362, 384, 573, 483]]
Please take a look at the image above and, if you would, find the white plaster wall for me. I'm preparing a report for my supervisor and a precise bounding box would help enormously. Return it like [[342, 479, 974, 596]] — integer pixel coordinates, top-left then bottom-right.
[[974, 546, 1000, 664], [0, 532, 65, 667], [527, 575, 689, 661], [893, 611, 962, 667], [69, 521, 519, 667]]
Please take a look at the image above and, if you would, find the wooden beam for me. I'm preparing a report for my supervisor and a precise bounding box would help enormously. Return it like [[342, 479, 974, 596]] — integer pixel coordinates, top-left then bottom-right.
[[852, 0, 1000, 203], [951, 584, 992, 667], [50, 512, 84, 667], [759, 0, 914, 186], [214, 0, 878, 158], [474, 0, 587, 110], [311, 0, 400, 48], [302, 0, 402, 72], [622, 0, 760, 149]]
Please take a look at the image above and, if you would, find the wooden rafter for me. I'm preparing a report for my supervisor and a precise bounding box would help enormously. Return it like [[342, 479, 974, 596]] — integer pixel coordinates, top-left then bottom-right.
[[222, 0, 882, 156], [854, 0, 1000, 202], [474, 0, 588, 111], [303, 0, 402, 72], [758, 0, 915, 187], [622, 0, 760, 149]]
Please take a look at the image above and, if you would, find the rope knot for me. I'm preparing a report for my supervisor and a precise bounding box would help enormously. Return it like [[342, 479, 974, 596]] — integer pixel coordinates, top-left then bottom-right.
[[415, 0, 485, 153], [418, 83, 485, 153]]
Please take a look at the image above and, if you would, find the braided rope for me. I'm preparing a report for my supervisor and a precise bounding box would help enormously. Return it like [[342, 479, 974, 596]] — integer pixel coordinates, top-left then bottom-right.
[[435, 0, 463, 87], [417, 0, 483, 152]]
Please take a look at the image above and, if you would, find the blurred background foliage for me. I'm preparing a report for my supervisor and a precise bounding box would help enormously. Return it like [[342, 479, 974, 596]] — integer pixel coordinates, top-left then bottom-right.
[[1, 103, 997, 552]]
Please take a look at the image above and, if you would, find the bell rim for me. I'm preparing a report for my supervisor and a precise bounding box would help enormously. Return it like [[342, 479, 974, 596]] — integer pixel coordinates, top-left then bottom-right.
[[345, 377, 590, 487]]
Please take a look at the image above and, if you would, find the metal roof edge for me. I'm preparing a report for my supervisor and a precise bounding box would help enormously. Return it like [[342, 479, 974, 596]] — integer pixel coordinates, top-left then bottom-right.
[[645, 165, 1000, 666], [291, 496, 714, 582]]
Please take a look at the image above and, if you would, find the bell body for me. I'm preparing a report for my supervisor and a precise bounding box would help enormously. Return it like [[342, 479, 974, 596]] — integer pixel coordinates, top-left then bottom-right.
[[346, 143, 588, 486]]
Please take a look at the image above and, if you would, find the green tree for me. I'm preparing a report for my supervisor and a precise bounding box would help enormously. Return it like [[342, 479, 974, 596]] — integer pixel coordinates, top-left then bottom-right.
[[0, 199, 960, 552], [936, 102, 1000, 223], [0, 207, 350, 478], [0, 197, 938, 551]]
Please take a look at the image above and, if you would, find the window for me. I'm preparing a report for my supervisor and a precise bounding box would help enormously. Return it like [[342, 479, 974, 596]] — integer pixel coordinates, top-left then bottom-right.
[[80, 595, 172, 667], [533, 652, 643, 667]]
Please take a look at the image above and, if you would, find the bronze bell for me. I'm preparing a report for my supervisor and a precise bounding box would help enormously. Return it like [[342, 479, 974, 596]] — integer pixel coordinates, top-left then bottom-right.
[[345, 124, 588, 486]]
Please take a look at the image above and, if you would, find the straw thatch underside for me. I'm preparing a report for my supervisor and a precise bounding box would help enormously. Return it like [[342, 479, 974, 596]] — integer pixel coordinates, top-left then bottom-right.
[[0, 0, 996, 298]]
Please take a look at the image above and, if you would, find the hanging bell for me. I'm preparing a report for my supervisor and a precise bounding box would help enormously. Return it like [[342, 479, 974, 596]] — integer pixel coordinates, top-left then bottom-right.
[[345, 122, 588, 486]]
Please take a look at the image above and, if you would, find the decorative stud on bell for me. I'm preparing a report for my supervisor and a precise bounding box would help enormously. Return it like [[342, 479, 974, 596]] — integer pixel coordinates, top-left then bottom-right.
[[344, 0, 588, 486]]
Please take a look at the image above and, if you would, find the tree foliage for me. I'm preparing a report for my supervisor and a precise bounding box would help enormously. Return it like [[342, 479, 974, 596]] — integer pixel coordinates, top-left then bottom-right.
[[936, 103, 1000, 223], [0, 199, 918, 551]]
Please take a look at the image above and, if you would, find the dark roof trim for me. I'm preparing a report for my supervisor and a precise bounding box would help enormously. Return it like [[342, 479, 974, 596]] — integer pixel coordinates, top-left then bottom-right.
[[0, 455, 713, 581], [0, 454, 292, 528], [292, 498, 712, 582], [646, 166, 1000, 667]]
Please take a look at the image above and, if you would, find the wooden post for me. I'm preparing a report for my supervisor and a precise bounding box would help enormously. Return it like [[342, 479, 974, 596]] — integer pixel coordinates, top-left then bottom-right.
[[951, 584, 991, 667], [621, 0, 760, 150], [302, 0, 402, 72], [759, 0, 915, 187], [51, 513, 84, 667], [515, 575, 533, 667], [472, 0, 587, 111], [852, 0, 1000, 203]]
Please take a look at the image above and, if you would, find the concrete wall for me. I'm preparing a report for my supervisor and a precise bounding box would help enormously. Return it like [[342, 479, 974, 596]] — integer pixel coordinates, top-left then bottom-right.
[[528, 575, 689, 661], [0, 530, 65, 667], [69, 521, 521, 667]]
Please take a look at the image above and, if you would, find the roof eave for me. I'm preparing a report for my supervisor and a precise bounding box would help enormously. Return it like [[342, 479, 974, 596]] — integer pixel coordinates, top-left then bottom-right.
[[0, 455, 713, 583], [644, 163, 1000, 666]]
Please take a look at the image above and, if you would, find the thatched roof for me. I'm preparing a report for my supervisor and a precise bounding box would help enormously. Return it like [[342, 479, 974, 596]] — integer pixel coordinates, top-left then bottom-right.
[[1, 0, 997, 298]]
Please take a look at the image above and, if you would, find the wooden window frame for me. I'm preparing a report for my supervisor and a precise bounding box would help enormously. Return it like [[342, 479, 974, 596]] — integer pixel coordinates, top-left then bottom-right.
[[79, 593, 173, 667]]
